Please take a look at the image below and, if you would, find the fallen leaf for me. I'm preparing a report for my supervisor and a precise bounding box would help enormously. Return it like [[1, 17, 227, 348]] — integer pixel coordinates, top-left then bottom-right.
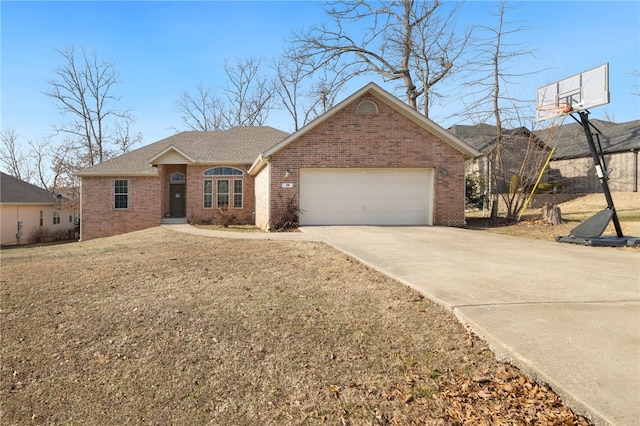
[[328, 385, 340, 398]]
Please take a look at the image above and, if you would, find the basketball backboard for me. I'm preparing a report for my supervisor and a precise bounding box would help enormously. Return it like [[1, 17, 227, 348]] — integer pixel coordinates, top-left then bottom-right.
[[536, 63, 609, 121]]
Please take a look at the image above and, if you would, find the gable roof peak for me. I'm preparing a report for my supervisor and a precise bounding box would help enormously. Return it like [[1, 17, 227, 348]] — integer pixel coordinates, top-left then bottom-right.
[[248, 82, 481, 175]]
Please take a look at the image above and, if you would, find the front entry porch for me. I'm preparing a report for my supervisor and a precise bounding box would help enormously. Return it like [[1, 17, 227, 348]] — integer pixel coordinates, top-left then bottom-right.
[[158, 164, 189, 223]]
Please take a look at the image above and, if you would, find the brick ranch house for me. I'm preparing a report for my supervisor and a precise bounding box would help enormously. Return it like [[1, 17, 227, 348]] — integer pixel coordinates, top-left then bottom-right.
[[76, 83, 480, 241]]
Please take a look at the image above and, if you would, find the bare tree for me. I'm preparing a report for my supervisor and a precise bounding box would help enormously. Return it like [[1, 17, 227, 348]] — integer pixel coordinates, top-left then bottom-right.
[[460, 2, 537, 128], [274, 56, 307, 131], [307, 75, 347, 120], [49, 141, 79, 192], [492, 126, 556, 221], [175, 84, 224, 131], [273, 49, 348, 131], [44, 46, 131, 166], [460, 1, 544, 220], [220, 57, 275, 128], [0, 128, 58, 189], [29, 138, 54, 189], [0, 128, 29, 182], [113, 114, 143, 154], [177, 58, 275, 131], [290, 0, 469, 117]]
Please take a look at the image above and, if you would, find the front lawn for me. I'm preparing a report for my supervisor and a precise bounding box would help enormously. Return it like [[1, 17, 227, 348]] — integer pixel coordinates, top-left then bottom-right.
[[1, 227, 590, 424]]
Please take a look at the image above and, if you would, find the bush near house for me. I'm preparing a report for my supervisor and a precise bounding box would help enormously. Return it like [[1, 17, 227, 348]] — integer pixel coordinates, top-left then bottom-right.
[[212, 205, 238, 228]]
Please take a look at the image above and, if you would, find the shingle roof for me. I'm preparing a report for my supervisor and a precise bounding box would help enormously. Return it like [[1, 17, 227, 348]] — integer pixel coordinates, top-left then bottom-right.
[[447, 123, 499, 153], [448, 119, 640, 160], [76, 126, 290, 177], [0, 172, 60, 204], [534, 118, 640, 160], [447, 124, 538, 154]]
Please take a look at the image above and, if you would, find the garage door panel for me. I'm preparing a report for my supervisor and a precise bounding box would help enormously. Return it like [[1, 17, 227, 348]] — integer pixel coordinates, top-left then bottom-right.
[[300, 168, 433, 226]]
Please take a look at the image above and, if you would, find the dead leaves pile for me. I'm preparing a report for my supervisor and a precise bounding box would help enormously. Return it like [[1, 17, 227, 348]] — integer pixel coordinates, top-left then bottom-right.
[[437, 366, 592, 425]]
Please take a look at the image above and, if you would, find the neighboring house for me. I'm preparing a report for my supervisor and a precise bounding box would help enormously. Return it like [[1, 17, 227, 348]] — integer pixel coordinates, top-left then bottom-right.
[[450, 118, 640, 197], [76, 83, 480, 241], [449, 123, 550, 194], [0, 172, 76, 246], [539, 119, 640, 193]]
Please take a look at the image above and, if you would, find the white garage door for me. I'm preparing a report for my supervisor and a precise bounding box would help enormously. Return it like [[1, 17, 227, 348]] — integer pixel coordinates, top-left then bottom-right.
[[299, 168, 433, 226]]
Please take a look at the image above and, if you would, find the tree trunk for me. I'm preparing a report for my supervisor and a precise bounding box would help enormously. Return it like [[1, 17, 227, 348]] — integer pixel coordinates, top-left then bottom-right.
[[541, 202, 562, 225]]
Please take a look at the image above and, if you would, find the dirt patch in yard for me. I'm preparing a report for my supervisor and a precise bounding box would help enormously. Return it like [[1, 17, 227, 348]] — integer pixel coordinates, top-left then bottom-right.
[[1, 227, 592, 425]]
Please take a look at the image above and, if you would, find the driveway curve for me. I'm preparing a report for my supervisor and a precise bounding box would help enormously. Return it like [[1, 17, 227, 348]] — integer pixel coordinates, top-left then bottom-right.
[[301, 226, 639, 426]]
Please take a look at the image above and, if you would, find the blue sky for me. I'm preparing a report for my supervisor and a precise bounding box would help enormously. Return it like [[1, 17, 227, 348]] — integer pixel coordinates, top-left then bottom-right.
[[2, 1, 639, 149]]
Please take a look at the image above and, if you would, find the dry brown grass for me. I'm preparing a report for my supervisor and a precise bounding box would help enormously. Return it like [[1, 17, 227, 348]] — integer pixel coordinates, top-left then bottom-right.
[[1, 227, 591, 425], [467, 192, 640, 245]]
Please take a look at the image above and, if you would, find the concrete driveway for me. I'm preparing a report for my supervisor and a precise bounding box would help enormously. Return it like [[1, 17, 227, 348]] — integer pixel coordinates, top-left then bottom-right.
[[301, 226, 640, 426]]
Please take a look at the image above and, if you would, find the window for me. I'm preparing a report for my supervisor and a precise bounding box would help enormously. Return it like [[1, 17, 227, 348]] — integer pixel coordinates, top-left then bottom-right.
[[114, 179, 129, 209], [170, 172, 185, 183], [69, 215, 73, 223], [217, 180, 229, 208], [204, 167, 243, 176], [40, 210, 43, 227], [203, 167, 243, 209], [204, 179, 213, 208], [357, 100, 378, 115], [233, 179, 243, 208], [53, 210, 60, 225]]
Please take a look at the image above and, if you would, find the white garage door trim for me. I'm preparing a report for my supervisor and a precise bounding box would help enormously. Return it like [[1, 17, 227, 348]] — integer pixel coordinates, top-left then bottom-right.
[[299, 168, 434, 226]]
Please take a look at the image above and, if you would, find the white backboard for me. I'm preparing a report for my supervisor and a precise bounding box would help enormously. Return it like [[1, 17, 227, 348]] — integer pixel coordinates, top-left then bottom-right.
[[536, 63, 609, 121]]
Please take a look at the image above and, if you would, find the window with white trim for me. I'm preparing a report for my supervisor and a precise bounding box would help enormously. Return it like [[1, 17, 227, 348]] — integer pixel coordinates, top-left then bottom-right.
[[233, 179, 243, 208], [204, 179, 213, 208], [53, 210, 60, 225], [114, 179, 129, 209], [203, 168, 244, 209], [217, 179, 229, 208]]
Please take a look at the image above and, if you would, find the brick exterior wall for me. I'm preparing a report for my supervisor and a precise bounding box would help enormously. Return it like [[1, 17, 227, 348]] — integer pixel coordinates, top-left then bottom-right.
[[549, 151, 639, 193], [265, 93, 466, 228], [80, 176, 161, 241], [81, 163, 258, 240]]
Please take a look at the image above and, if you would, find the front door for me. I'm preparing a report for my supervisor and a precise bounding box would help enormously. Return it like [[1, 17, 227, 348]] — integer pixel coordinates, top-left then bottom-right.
[[170, 184, 186, 217]]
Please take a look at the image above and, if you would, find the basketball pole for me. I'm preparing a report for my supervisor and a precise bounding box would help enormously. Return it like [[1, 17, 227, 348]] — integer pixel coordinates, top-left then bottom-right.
[[576, 110, 624, 237]]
